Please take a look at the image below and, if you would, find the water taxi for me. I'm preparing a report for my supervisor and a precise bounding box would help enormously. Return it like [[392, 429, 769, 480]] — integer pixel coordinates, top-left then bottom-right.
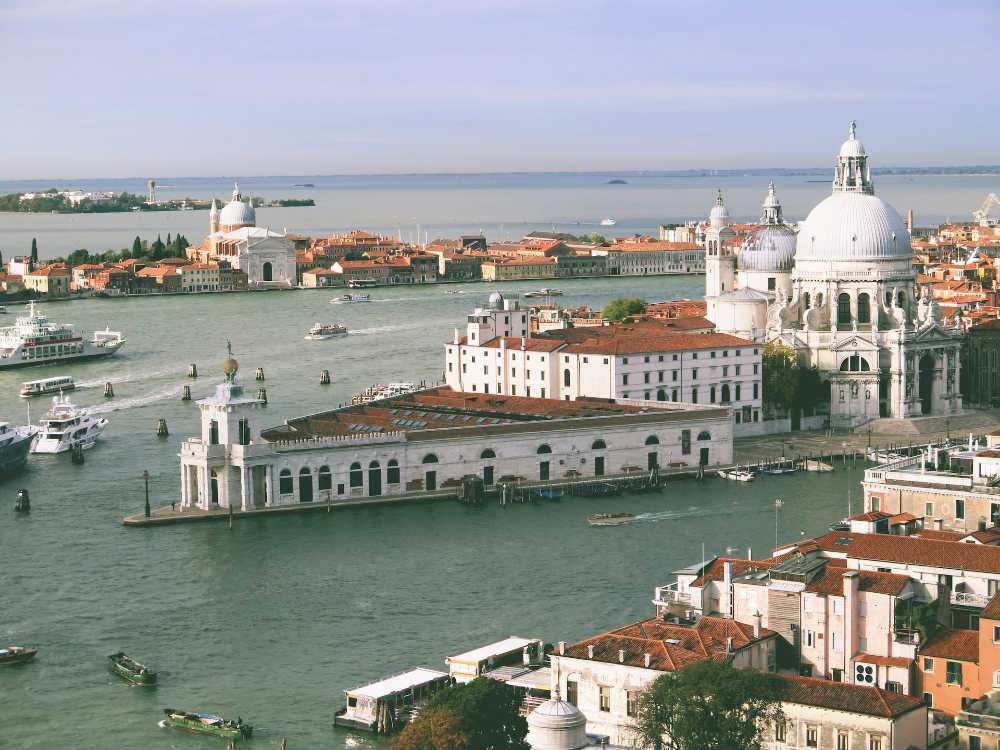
[[0, 646, 37, 665], [587, 512, 635, 526], [330, 293, 371, 303], [109, 652, 157, 686], [19, 375, 75, 398], [0, 302, 124, 369], [31, 395, 108, 454], [304, 323, 348, 340], [718, 468, 755, 482], [161, 709, 252, 740]]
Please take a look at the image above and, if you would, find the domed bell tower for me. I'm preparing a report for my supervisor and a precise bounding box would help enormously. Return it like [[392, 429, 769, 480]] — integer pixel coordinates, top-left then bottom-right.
[[705, 190, 737, 323], [198, 344, 265, 449]]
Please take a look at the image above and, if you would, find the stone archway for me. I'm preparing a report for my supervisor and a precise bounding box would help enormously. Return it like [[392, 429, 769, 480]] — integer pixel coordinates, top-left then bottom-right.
[[262, 262, 273, 282], [919, 354, 935, 415]]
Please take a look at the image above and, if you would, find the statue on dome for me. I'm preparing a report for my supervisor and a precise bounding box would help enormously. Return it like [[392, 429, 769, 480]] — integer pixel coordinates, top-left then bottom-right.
[[223, 340, 239, 384], [849, 120, 857, 139]]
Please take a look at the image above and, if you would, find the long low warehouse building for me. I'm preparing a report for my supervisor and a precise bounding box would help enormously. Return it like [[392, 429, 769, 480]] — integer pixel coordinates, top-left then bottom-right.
[[179, 364, 733, 511]]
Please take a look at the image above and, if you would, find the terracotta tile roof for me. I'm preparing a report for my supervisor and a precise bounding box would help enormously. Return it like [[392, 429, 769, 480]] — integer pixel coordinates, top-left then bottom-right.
[[920, 628, 979, 663], [692, 556, 785, 587], [965, 527, 1000, 543], [983, 593, 1000, 620], [563, 331, 753, 356], [789, 531, 1000, 574], [780, 675, 924, 718], [889, 512, 917, 524], [850, 653, 914, 668], [912, 529, 966, 542], [804, 567, 910, 597], [561, 616, 775, 672], [847, 511, 893, 522]]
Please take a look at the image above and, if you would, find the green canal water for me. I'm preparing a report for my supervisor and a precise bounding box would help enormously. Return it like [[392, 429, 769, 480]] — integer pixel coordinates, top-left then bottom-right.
[[1, 276, 863, 748]]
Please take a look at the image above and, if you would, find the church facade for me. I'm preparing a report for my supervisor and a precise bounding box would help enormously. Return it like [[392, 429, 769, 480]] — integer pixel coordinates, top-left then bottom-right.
[[705, 123, 963, 427], [188, 184, 297, 286]]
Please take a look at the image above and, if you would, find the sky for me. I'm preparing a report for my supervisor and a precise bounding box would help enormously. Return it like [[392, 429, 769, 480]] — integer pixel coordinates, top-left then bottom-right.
[[1, 0, 998, 179]]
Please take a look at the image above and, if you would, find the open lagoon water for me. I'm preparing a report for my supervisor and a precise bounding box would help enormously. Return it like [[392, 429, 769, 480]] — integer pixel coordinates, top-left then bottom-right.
[[0, 276, 866, 748], [0, 170, 997, 258]]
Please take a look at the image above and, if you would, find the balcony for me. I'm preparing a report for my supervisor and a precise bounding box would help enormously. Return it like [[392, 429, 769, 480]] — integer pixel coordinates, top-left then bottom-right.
[[951, 590, 992, 608], [652, 583, 693, 608]]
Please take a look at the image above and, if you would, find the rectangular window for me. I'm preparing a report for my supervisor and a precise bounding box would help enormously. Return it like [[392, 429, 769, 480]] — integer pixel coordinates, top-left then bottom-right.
[[644, 372, 650, 383], [541, 388, 545, 398], [946, 660, 962, 685], [723, 366, 729, 376], [681, 430, 691, 455], [644, 355, 650, 363], [775, 721, 785, 742], [805, 630, 814, 647], [753, 383, 759, 399], [753, 363, 759, 374], [511, 385, 516, 395], [672, 370, 678, 381], [994, 625, 1000, 644], [622, 374, 629, 385], [599, 685, 611, 712], [735, 364, 741, 375], [925, 501, 933, 516], [806, 726, 818, 748], [672, 354, 678, 361], [969, 736, 981, 750], [622, 357, 629, 364], [956, 498, 965, 520], [658, 371, 664, 382], [691, 388, 698, 403], [869, 737, 883, 750], [626, 690, 638, 717], [923, 657, 933, 672], [838, 733, 848, 750], [692, 368, 698, 379], [566, 680, 578, 706]]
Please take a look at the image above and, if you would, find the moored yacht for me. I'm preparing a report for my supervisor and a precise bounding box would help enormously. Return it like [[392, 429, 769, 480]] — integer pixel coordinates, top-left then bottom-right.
[[31, 395, 108, 454], [0, 421, 39, 474], [0, 302, 125, 369]]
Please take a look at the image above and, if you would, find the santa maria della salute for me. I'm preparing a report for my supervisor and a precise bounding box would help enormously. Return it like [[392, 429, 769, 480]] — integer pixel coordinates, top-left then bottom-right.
[[705, 122, 963, 428]]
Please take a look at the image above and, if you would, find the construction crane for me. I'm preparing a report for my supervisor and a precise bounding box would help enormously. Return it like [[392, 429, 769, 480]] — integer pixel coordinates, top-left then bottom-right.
[[973, 193, 1000, 226]]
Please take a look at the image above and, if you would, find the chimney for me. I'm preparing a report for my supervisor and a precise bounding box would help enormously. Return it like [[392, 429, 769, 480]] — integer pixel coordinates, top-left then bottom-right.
[[725, 637, 734, 654], [523, 646, 531, 666], [723, 561, 733, 618], [644, 653, 652, 668], [907, 208, 914, 234], [618, 649, 626, 663], [521, 336, 527, 351], [753, 612, 762, 639], [747, 547, 753, 561], [558, 641, 566, 656], [587, 645, 594, 659], [453, 328, 460, 345], [843, 571, 860, 659]]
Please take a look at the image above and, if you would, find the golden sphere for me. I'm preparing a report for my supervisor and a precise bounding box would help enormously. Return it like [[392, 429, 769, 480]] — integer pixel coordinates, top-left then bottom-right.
[[223, 358, 239, 376]]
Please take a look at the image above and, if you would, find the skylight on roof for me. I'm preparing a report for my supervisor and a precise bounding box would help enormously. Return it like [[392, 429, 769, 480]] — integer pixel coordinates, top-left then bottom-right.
[[835, 537, 852, 546]]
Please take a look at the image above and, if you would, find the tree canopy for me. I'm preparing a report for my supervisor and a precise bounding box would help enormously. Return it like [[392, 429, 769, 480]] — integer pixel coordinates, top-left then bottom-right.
[[424, 677, 529, 750], [761, 341, 824, 416], [392, 706, 467, 750], [634, 661, 787, 750], [602, 296, 646, 322]]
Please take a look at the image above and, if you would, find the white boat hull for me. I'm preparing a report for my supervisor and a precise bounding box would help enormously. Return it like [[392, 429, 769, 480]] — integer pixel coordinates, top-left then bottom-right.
[[31, 417, 108, 454]]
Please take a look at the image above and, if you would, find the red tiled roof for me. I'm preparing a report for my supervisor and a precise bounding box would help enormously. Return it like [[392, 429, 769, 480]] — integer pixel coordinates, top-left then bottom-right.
[[850, 653, 914, 669], [983, 593, 1000, 620], [804, 567, 910, 597], [563, 331, 753, 356], [912, 529, 966, 542], [847, 511, 893, 522], [787, 531, 1000, 574], [692, 556, 785, 587], [920, 629, 979, 663], [889, 513, 917, 525], [780, 675, 924, 718], [561, 616, 775, 672]]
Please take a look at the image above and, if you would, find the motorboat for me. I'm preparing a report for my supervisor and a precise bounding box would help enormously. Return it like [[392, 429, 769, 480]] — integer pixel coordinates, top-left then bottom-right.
[[31, 395, 108, 454], [109, 652, 157, 686], [330, 293, 371, 303], [718, 468, 754, 482], [0, 646, 37, 665], [600, 218, 617, 226], [20, 375, 75, 398], [161, 709, 252, 740], [0, 421, 38, 474], [305, 323, 348, 340], [0, 302, 124, 369], [587, 512, 635, 526]]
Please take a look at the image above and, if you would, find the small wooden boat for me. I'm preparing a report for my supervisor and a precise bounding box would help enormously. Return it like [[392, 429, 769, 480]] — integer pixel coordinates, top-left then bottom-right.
[[109, 652, 157, 685], [801, 459, 834, 473], [718, 469, 755, 482], [587, 512, 635, 526], [0, 646, 37, 665], [161, 709, 252, 740]]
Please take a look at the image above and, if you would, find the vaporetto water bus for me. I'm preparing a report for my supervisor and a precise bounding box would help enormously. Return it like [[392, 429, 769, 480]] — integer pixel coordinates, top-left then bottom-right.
[[0, 302, 124, 369]]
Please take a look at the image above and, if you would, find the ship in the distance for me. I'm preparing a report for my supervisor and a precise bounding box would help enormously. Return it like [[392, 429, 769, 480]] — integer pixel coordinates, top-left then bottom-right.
[[0, 302, 125, 369]]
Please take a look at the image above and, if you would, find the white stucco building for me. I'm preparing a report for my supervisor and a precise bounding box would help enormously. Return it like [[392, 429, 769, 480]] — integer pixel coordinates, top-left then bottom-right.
[[705, 122, 963, 428], [179, 357, 733, 511], [445, 293, 764, 426], [188, 184, 297, 286]]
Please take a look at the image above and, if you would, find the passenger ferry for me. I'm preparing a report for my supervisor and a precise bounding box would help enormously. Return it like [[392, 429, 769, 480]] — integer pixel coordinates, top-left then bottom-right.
[[0, 302, 124, 369], [31, 395, 108, 454], [19, 375, 75, 398], [304, 323, 348, 340], [351, 382, 417, 405], [330, 293, 371, 304]]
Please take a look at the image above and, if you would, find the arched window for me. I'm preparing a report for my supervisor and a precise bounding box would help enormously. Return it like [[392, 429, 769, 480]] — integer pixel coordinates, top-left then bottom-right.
[[537, 444, 552, 455], [422, 453, 439, 464], [298, 467, 313, 502], [840, 355, 871, 373], [262, 262, 273, 282], [279, 468, 293, 494], [816, 292, 824, 308], [480, 449, 496, 459], [387, 459, 400, 484], [721, 384, 731, 403], [896, 290, 906, 308], [657, 389, 666, 401], [645, 435, 659, 446], [697, 431, 712, 441], [591, 439, 606, 450], [238, 418, 250, 446], [349, 461, 363, 488], [710, 385, 716, 403], [885, 290, 893, 307], [209, 420, 219, 445], [318, 465, 332, 491], [837, 293, 851, 328], [563, 369, 571, 387], [803, 292, 811, 310], [857, 293, 871, 324]]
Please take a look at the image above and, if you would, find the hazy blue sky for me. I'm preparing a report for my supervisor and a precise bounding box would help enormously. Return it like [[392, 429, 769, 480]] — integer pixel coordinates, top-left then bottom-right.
[[1, 0, 997, 178]]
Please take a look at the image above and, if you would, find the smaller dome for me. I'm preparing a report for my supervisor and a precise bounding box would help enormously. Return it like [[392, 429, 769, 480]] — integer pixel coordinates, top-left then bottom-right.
[[526, 696, 587, 750], [488, 291, 505, 309], [839, 119, 866, 158], [739, 224, 797, 272], [218, 182, 256, 228]]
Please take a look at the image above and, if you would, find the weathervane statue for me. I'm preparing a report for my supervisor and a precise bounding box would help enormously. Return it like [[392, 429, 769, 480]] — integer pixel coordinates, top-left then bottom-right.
[[223, 340, 239, 384]]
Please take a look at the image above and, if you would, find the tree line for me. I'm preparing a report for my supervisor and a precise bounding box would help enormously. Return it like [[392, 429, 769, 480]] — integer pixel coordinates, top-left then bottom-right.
[[24, 234, 192, 267]]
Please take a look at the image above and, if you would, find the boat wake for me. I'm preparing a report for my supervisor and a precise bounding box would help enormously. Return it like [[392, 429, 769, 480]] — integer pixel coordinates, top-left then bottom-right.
[[632, 507, 715, 523], [76, 366, 185, 390], [351, 322, 430, 336], [158, 720, 168, 729], [87, 382, 191, 414]]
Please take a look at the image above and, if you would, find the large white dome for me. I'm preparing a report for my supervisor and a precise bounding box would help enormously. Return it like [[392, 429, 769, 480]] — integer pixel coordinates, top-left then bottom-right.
[[219, 198, 255, 228], [795, 192, 911, 261]]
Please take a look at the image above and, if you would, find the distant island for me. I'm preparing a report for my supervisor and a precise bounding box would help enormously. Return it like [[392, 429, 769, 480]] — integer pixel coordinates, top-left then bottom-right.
[[0, 189, 314, 214], [606, 179, 628, 185], [292, 183, 315, 188]]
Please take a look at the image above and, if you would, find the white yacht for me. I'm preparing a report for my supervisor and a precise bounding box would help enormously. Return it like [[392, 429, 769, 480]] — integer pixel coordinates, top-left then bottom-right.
[[304, 323, 348, 340], [600, 218, 617, 226], [31, 395, 108, 454], [330, 293, 371, 304], [0, 302, 125, 369]]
